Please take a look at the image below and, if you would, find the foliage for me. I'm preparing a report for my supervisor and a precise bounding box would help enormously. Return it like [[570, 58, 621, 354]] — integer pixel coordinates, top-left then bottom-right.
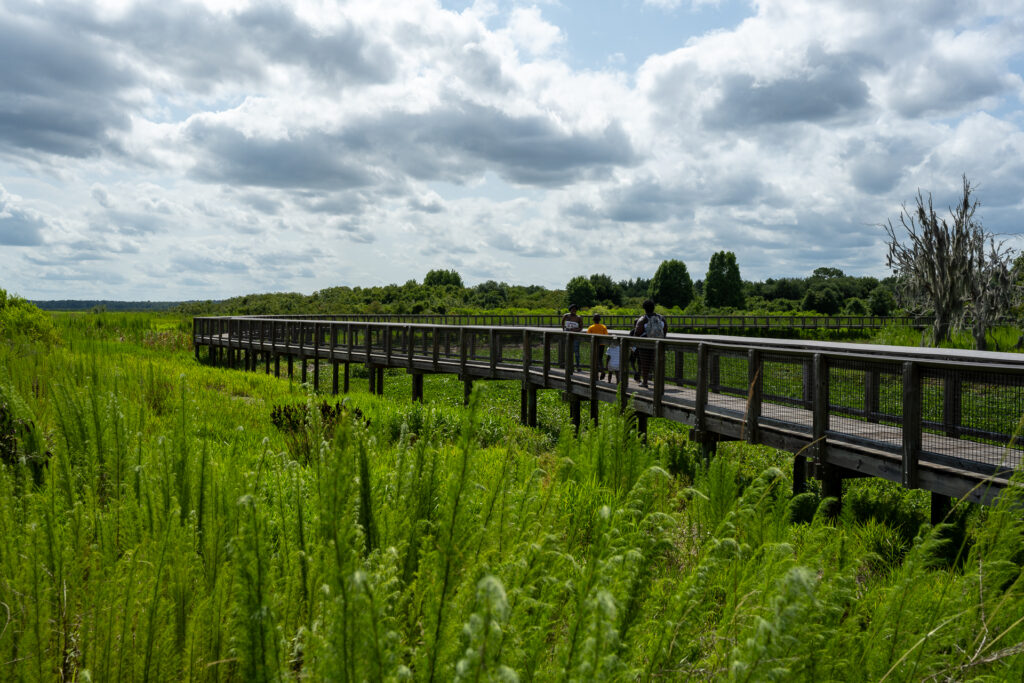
[[705, 251, 745, 308], [648, 259, 694, 309], [565, 275, 597, 308], [423, 268, 464, 288], [868, 284, 896, 316], [0, 288, 58, 345], [589, 273, 624, 306], [802, 285, 843, 315], [885, 176, 1018, 349], [842, 297, 867, 315]]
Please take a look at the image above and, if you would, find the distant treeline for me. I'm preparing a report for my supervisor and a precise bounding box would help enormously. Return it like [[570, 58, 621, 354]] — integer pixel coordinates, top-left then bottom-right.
[[33, 300, 187, 312], [176, 265, 899, 317]]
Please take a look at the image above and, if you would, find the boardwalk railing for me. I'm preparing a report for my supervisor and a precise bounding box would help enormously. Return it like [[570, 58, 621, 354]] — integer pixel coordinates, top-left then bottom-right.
[[228, 313, 924, 332], [193, 316, 1024, 514]]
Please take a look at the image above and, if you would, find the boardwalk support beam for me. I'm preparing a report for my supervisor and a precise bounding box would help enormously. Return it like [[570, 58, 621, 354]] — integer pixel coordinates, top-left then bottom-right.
[[412, 372, 424, 403]]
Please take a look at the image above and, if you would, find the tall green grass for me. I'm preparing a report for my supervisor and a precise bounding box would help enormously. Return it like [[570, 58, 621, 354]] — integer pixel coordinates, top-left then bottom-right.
[[0, 315, 1023, 680]]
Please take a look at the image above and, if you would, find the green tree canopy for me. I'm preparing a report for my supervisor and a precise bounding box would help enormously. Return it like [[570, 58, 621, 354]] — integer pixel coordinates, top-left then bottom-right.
[[565, 276, 597, 308], [802, 285, 843, 315], [705, 251, 744, 309], [648, 260, 693, 309], [867, 285, 896, 316], [588, 273, 623, 305], [423, 269, 463, 288]]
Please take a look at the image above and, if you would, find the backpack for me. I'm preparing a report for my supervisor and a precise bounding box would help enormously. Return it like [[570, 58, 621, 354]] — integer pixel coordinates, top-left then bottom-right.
[[643, 314, 666, 338]]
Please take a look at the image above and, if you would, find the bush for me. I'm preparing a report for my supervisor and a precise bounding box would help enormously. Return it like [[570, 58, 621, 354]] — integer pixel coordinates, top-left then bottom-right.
[[843, 298, 868, 315], [0, 289, 58, 344]]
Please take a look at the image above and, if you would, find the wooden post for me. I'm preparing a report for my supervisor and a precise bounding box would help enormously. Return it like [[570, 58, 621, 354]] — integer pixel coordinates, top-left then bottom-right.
[[527, 385, 538, 427], [520, 383, 529, 425], [288, 355, 294, 379], [406, 325, 415, 369], [301, 355, 308, 384], [412, 372, 424, 402], [343, 362, 350, 393], [812, 353, 829, 465], [375, 367, 384, 396], [589, 336, 600, 425], [542, 332, 551, 386], [368, 365, 376, 394], [463, 377, 473, 406], [569, 396, 581, 435], [931, 492, 951, 526], [459, 328, 468, 377], [637, 413, 648, 443], [313, 358, 320, 392], [745, 348, 762, 444], [432, 327, 441, 370], [801, 357, 813, 408], [332, 360, 339, 395], [653, 341, 665, 418], [695, 343, 708, 433], [943, 375, 962, 437], [618, 337, 631, 412], [865, 368, 880, 422], [822, 463, 843, 507], [274, 354, 280, 377], [489, 329, 498, 378], [902, 361, 921, 488], [522, 330, 532, 379]]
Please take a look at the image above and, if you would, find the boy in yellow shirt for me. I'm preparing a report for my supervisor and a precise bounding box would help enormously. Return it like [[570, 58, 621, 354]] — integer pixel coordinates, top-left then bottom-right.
[[586, 315, 610, 379]]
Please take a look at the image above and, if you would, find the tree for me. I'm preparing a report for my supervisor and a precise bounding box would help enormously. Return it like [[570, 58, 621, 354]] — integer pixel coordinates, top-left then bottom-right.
[[588, 273, 623, 305], [867, 285, 896, 316], [884, 176, 1018, 349], [801, 285, 842, 315], [565, 276, 596, 308], [705, 251, 745, 309], [648, 259, 693, 309], [811, 267, 845, 280], [423, 269, 463, 288]]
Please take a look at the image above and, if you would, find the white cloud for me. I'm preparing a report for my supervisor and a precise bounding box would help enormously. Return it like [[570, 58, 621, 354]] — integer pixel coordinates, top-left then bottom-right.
[[0, 0, 1022, 298]]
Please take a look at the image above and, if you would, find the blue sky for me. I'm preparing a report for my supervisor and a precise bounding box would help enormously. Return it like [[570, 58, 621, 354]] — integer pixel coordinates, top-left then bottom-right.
[[1, 0, 1023, 300]]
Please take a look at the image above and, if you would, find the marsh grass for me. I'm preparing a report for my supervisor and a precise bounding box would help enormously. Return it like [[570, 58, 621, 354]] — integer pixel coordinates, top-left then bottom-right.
[[0, 313, 1023, 680]]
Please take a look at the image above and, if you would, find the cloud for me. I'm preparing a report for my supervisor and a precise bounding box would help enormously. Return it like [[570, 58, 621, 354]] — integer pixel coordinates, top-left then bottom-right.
[[186, 121, 377, 190], [704, 48, 871, 129], [0, 6, 134, 158], [0, 186, 45, 246], [1, 0, 1024, 298]]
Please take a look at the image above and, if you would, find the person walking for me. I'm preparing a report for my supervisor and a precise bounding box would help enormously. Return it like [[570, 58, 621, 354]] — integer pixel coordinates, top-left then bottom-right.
[[632, 299, 666, 388], [561, 304, 584, 370]]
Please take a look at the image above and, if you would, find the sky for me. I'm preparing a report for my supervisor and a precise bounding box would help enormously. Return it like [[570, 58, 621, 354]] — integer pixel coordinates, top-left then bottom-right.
[[2, 0, 1024, 300]]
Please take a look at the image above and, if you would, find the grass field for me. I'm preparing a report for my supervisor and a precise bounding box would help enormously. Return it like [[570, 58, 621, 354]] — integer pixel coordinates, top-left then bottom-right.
[[1, 312, 1023, 681]]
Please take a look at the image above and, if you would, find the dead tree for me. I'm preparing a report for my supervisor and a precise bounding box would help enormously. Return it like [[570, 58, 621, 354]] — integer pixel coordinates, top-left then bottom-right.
[[884, 176, 1017, 349]]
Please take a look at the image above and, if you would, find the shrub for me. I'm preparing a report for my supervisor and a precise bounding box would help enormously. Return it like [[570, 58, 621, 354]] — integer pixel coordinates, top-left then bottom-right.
[[0, 289, 58, 344]]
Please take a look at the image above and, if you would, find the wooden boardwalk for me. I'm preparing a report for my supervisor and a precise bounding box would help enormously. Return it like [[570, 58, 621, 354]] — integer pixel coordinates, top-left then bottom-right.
[[193, 316, 1024, 519]]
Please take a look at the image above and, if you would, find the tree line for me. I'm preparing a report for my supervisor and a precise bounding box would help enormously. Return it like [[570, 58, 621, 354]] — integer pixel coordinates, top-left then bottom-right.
[[567, 254, 898, 317]]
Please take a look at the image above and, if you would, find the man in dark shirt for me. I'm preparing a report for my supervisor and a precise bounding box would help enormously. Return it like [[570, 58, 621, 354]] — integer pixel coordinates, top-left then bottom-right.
[[561, 303, 584, 370]]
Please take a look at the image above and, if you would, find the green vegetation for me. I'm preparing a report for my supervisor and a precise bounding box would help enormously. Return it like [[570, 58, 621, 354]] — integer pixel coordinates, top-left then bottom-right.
[[648, 259, 693, 309], [705, 250, 745, 309], [0, 289, 57, 344], [175, 264, 904, 322], [1, 310, 1024, 680]]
